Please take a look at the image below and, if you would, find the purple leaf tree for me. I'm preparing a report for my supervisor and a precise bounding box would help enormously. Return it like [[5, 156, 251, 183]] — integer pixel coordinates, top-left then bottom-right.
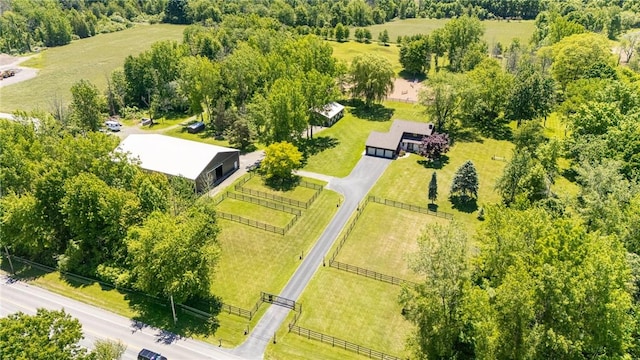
[[420, 132, 450, 161]]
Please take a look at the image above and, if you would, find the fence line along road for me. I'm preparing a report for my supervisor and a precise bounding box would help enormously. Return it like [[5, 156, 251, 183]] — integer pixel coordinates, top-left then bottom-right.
[[288, 324, 401, 360], [329, 260, 416, 287]]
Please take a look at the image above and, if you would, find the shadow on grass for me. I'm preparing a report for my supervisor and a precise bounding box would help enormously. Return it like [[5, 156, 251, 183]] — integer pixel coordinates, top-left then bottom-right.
[[428, 203, 439, 212], [417, 155, 450, 169], [561, 167, 578, 183], [264, 175, 301, 191], [1, 259, 51, 281], [398, 70, 426, 82], [450, 127, 483, 143], [450, 195, 478, 213], [126, 293, 222, 340], [297, 136, 340, 156], [345, 99, 394, 121]]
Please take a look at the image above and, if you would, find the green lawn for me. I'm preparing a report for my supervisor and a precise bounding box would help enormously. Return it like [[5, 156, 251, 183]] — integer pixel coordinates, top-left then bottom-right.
[[241, 176, 319, 202], [267, 267, 412, 359], [360, 18, 535, 46], [0, 24, 186, 112], [212, 189, 340, 309], [303, 101, 426, 177], [215, 198, 296, 228], [335, 203, 450, 282], [370, 139, 514, 232]]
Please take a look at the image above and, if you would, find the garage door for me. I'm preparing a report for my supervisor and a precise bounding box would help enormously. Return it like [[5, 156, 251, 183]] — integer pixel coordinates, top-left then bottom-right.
[[367, 147, 375, 156], [384, 150, 394, 158], [375, 148, 384, 157]]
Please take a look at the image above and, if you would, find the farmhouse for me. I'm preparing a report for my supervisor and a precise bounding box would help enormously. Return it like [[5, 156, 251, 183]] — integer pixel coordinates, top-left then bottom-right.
[[313, 102, 345, 126], [365, 119, 434, 159], [116, 134, 240, 192]]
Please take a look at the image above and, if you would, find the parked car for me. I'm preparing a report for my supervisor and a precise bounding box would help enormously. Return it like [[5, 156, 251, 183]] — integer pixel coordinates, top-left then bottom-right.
[[104, 120, 122, 132], [141, 117, 153, 126], [187, 121, 205, 134], [137, 348, 167, 360]]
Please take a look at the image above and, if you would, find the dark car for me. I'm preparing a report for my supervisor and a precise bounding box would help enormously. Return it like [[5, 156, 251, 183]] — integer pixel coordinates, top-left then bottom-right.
[[187, 121, 205, 134], [138, 348, 167, 360]]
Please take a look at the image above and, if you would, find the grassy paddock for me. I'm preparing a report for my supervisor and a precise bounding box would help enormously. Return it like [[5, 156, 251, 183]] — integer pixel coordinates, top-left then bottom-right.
[[370, 138, 513, 231], [360, 18, 535, 46], [335, 202, 449, 282], [330, 41, 401, 73], [303, 101, 425, 177], [215, 198, 296, 227], [0, 24, 186, 112], [212, 189, 340, 308], [268, 267, 412, 359]]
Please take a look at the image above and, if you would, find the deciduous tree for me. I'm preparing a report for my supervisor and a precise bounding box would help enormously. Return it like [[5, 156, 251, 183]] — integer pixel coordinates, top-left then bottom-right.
[[419, 71, 462, 131], [261, 141, 303, 185], [420, 132, 450, 162], [70, 79, 104, 132], [349, 54, 394, 107]]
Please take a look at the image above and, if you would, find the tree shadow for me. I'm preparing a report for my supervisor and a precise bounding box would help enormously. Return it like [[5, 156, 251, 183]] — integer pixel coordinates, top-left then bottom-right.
[[561, 168, 578, 183], [417, 155, 450, 169], [263, 174, 301, 191], [484, 124, 513, 141], [125, 292, 221, 339], [449, 195, 478, 213], [427, 203, 439, 212], [345, 99, 394, 121], [1, 259, 51, 282], [398, 70, 426, 82], [450, 127, 483, 143], [297, 136, 340, 157]]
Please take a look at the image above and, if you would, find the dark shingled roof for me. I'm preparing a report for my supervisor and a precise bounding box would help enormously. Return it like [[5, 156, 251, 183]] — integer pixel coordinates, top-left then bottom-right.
[[365, 120, 434, 151]]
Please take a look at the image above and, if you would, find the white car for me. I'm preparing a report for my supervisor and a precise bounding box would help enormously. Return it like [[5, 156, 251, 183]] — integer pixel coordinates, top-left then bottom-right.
[[104, 120, 122, 132]]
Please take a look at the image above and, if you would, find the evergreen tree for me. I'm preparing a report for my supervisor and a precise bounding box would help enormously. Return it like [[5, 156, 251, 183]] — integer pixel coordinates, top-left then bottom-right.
[[450, 160, 479, 199], [428, 172, 438, 204]]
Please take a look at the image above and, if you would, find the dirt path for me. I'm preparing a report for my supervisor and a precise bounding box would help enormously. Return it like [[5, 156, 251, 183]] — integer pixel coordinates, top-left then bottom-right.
[[0, 54, 38, 88]]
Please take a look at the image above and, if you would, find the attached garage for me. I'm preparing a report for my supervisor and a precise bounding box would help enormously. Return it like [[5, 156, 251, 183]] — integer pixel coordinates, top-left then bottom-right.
[[365, 120, 434, 159], [116, 134, 240, 192]]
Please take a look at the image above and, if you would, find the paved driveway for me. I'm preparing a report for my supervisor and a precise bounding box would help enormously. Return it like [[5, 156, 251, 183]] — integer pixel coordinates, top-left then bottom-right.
[[232, 155, 391, 359]]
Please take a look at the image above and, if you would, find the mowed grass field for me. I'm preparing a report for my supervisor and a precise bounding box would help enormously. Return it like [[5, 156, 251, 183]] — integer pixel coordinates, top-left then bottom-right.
[[303, 101, 425, 177], [361, 18, 535, 46], [334, 203, 450, 282], [330, 41, 402, 73], [266, 267, 413, 359], [0, 24, 186, 112]]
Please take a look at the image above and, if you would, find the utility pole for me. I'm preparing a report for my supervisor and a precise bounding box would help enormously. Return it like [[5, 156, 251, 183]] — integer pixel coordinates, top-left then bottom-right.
[[170, 294, 177, 323], [4, 246, 14, 275]]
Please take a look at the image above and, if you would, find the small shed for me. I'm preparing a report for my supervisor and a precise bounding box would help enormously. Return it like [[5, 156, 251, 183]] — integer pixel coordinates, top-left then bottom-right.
[[116, 134, 240, 192], [365, 120, 434, 159], [314, 102, 345, 126]]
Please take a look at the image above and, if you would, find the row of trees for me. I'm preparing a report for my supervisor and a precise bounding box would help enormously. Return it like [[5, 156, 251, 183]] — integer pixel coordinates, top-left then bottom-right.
[[0, 115, 222, 313]]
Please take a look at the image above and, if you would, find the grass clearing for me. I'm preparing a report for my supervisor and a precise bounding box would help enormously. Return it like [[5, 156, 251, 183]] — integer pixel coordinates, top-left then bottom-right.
[[303, 101, 426, 177], [335, 203, 449, 282], [268, 267, 412, 359], [330, 41, 401, 73], [0, 24, 186, 112], [360, 18, 535, 46], [215, 198, 296, 228], [212, 189, 340, 308]]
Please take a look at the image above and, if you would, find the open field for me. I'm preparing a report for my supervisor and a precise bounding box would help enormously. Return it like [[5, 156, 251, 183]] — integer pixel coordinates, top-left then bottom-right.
[[361, 18, 536, 46], [330, 41, 402, 73], [370, 139, 514, 231], [267, 267, 412, 359], [212, 184, 339, 309], [303, 101, 425, 177], [0, 24, 186, 112], [335, 202, 450, 282]]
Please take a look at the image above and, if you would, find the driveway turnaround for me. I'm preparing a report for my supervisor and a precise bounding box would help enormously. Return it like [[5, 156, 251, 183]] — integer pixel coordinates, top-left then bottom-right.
[[232, 155, 392, 359], [0, 275, 243, 360]]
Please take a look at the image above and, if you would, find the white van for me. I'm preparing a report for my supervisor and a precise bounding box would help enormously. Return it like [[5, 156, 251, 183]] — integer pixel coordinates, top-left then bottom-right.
[[105, 120, 122, 132]]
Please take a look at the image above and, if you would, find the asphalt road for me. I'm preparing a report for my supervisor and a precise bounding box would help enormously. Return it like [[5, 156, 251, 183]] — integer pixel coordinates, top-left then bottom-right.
[[0, 275, 243, 360], [232, 155, 392, 359]]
